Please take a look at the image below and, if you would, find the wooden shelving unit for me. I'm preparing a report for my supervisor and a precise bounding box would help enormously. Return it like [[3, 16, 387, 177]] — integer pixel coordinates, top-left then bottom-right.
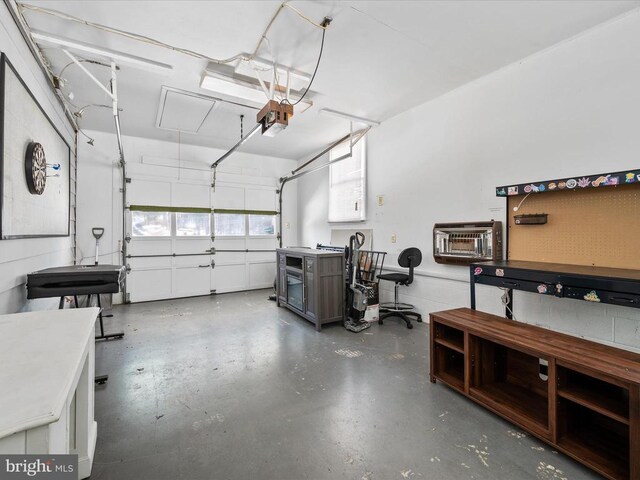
[[558, 401, 630, 480], [470, 382, 549, 433], [430, 308, 640, 480], [558, 385, 629, 425], [434, 337, 464, 354]]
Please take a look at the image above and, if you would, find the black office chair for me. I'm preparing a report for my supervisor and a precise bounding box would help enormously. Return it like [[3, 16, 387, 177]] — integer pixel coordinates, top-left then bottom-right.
[[377, 247, 423, 329]]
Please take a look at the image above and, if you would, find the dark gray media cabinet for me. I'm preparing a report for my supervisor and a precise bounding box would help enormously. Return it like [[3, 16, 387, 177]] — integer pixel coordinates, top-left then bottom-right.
[[276, 248, 345, 331]]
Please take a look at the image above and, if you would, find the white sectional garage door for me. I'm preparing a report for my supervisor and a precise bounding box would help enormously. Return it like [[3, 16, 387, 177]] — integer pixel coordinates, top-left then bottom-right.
[[125, 162, 278, 303]]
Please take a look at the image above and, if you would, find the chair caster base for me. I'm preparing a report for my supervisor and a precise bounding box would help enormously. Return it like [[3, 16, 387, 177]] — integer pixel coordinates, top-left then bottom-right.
[[379, 311, 413, 329]]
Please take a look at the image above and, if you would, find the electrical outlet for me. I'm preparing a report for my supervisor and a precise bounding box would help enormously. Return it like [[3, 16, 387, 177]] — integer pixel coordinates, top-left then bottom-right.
[[377, 195, 384, 206], [391, 233, 397, 243]]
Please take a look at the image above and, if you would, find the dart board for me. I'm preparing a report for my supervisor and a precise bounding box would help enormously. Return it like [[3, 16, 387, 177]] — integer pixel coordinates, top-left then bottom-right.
[[25, 142, 46, 195]]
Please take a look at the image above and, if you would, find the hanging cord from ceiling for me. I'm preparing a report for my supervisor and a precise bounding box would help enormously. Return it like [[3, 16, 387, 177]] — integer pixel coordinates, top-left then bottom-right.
[[290, 26, 326, 106], [17, 1, 329, 67], [260, 36, 284, 102]]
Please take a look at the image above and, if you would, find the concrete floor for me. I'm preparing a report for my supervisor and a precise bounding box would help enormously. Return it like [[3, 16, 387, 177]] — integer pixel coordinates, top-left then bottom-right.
[[90, 289, 597, 480]]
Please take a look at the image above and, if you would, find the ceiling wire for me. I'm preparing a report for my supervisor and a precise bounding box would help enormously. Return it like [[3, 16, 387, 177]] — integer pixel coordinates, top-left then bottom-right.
[[58, 58, 114, 80], [262, 36, 284, 102], [16, 0, 330, 132], [282, 3, 329, 30], [9, 1, 79, 132], [74, 103, 118, 118], [290, 28, 325, 106], [17, 1, 328, 68]]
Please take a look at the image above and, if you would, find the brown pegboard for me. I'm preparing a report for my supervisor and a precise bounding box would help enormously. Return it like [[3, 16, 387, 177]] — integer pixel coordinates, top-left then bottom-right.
[[507, 183, 640, 268]]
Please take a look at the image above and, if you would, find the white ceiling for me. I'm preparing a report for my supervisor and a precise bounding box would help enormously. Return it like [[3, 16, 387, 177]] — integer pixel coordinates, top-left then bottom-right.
[[19, 0, 640, 160]]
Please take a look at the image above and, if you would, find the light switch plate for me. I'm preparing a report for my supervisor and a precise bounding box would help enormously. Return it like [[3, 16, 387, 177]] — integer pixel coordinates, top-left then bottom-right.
[[391, 233, 397, 243], [377, 195, 384, 206]]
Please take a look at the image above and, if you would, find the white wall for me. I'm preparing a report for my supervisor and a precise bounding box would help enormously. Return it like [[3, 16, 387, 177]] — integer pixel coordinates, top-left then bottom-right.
[[298, 9, 640, 352], [76, 130, 298, 298], [0, 3, 76, 314]]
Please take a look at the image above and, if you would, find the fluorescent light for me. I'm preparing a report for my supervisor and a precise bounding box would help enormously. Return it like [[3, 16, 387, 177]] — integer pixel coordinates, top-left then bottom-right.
[[319, 108, 380, 127], [247, 55, 312, 82], [200, 74, 268, 106], [201, 63, 313, 112], [30, 30, 173, 73]]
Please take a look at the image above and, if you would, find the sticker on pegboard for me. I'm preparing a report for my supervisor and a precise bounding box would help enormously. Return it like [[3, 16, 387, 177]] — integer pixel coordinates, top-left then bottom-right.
[[474, 267, 483, 276], [583, 291, 601, 302], [537, 284, 548, 294], [495, 269, 504, 277]]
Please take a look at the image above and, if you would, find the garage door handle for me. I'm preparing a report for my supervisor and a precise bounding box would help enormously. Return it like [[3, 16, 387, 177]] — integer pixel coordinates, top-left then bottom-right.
[[198, 264, 210, 268], [502, 281, 519, 287]]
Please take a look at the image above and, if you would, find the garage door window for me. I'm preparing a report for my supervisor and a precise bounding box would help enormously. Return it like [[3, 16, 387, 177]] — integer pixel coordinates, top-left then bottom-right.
[[176, 212, 211, 236], [214, 213, 246, 236], [131, 211, 171, 237], [248, 214, 276, 236]]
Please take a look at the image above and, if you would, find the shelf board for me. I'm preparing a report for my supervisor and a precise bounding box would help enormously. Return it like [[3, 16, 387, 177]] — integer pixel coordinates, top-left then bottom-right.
[[435, 369, 464, 393], [558, 433, 629, 480], [558, 385, 629, 425], [434, 337, 464, 354], [470, 381, 549, 431]]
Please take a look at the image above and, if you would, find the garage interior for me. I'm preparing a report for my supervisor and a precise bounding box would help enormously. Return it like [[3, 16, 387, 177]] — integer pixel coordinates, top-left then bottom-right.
[[1, 1, 640, 479]]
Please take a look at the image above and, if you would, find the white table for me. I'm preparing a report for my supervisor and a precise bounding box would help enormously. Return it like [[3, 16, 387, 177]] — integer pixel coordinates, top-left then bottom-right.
[[0, 308, 99, 479]]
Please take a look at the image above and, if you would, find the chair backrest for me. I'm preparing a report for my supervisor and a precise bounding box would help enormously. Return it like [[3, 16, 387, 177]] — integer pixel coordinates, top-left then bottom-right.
[[398, 247, 422, 285]]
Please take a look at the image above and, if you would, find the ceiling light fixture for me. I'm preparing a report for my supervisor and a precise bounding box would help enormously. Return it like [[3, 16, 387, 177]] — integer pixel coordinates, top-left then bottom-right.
[[200, 63, 313, 112], [319, 108, 380, 127], [30, 30, 173, 73], [246, 55, 312, 83], [201, 73, 269, 106]]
